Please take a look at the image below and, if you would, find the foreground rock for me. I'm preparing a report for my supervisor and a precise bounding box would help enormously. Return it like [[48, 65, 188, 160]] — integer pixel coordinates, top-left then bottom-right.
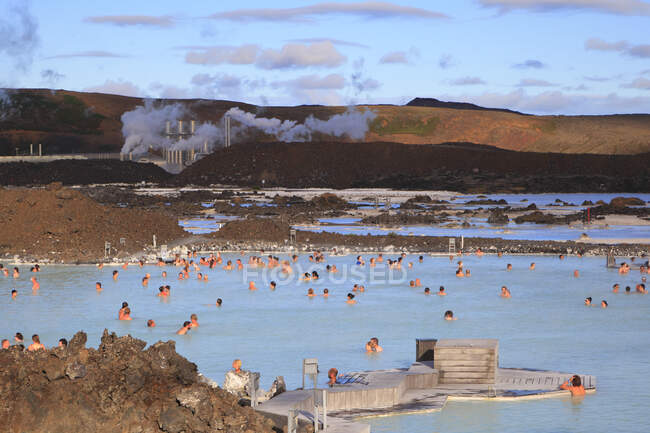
[[0, 330, 277, 433]]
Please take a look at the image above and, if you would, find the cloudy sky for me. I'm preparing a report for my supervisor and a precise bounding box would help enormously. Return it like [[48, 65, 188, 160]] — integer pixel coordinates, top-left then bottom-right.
[[1, 0, 649, 114]]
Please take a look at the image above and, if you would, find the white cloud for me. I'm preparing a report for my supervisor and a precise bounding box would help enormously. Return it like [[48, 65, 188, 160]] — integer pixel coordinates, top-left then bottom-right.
[[379, 51, 408, 64], [585, 38, 650, 58], [45, 50, 127, 59], [621, 77, 650, 90], [209, 2, 449, 22], [273, 74, 346, 90], [480, 0, 650, 16], [451, 76, 486, 85], [185, 44, 260, 65], [443, 88, 650, 114], [287, 37, 369, 48], [517, 78, 557, 87], [257, 41, 346, 69], [84, 15, 174, 28], [85, 79, 143, 97], [184, 41, 345, 69], [513, 59, 545, 69]]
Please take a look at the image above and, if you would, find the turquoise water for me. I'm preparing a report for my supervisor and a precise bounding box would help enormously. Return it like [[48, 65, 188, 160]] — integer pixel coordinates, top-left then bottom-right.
[[1, 254, 649, 433]]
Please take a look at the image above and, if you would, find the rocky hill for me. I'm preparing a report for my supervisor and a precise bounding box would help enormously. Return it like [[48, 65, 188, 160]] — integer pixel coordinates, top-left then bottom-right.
[[1, 88, 649, 156]]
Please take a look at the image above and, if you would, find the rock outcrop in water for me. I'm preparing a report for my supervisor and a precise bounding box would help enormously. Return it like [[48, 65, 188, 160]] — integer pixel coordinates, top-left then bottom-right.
[[0, 330, 277, 433]]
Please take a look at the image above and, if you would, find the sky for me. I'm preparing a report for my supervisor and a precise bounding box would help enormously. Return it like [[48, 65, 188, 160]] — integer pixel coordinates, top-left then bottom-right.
[[1, 0, 649, 115]]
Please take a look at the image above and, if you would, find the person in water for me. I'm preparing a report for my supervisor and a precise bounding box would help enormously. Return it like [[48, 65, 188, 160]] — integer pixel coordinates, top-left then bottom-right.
[[346, 293, 356, 304], [11, 289, 17, 299], [96, 282, 102, 292], [560, 375, 586, 396], [112, 270, 119, 281], [58, 338, 68, 348], [530, 262, 536, 270], [612, 283, 619, 293], [270, 281, 276, 290], [1, 339, 9, 349], [573, 270, 580, 278], [176, 321, 191, 335], [500, 286, 511, 298], [248, 281, 257, 291], [506, 263, 512, 271], [438, 286, 447, 296], [190, 314, 199, 327], [323, 288, 329, 298], [121, 307, 132, 321], [28, 334, 45, 351], [147, 319, 156, 328], [444, 310, 457, 321], [424, 287, 430, 295], [31, 277, 40, 290], [365, 337, 383, 352], [118, 302, 128, 319], [601, 300, 608, 308], [307, 288, 316, 297], [216, 298, 223, 307], [584, 297, 592, 306]]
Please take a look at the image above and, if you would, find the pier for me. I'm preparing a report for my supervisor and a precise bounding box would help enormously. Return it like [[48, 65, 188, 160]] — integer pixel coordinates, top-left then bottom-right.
[[255, 339, 596, 433]]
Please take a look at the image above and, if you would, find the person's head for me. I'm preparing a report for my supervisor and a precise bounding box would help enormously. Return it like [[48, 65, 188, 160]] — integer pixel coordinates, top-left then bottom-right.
[[15, 332, 23, 342], [307, 288, 314, 295], [347, 293, 355, 300], [601, 300, 608, 308], [371, 337, 379, 345], [183, 320, 191, 328], [424, 287, 430, 294], [233, 359, 242, 371], [2, 339, 10, 349], [147, 319, 155, 327], [530, 262, 535, 269], [626, 286, 631, 292], [113, 270, 118, 276], [439, 286, 445, 292], [409, 280, 415, 287], [584, 297, 592, 305], [270, 281, 276, 288], [573, 270, 579, 277], [613, 283, 619, 289], [444, 310, 454, 320], [96, 282, 101, 289], [216, 298, 222, 306], [122, 301, 128, 308], [190, 313, 198, 321], [58, 338, 67, 348], [419, 255, 423, 262], [11, 289, 17, 298], [571, 375, 582, 387], [124, 307, 131, 315], [328, 367, 338, 380], [323, 288, 329, 294], [506, 263, 512, 270], [32, 334, 40, 343]]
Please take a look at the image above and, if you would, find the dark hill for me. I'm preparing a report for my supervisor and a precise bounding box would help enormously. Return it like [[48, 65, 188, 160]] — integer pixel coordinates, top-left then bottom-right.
[[406, 97, 525, 115]]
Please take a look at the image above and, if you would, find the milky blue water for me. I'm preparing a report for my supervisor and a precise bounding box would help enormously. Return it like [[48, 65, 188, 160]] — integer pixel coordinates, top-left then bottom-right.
[[2, 254, 648, 433]]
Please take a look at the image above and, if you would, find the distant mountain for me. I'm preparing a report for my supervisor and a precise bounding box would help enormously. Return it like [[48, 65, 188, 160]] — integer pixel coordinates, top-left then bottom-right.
[[405, 97, 525, 115]]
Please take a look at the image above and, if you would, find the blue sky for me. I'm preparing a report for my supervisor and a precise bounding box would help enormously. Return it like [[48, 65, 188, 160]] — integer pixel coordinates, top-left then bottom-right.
[[1, 0, 649, 114]]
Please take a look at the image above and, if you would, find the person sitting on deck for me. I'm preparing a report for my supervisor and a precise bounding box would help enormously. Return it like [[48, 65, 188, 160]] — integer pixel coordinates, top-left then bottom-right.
[[560, 375, 586, 396], [327, 368, 342, 387]]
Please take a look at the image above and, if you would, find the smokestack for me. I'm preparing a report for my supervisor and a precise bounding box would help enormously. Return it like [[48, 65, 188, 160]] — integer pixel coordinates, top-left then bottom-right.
[[178, 120, 183, 135], [30, 143, 33, 155], [225, 115, 231, 148], [165, 121, 171, 135], [190, 120, 196, 134], [203, 140, 208, 153], [39, 143, 42, 156]]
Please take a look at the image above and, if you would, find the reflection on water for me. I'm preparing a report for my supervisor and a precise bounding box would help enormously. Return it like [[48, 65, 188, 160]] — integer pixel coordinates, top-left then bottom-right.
[[2, 254, 648, 433]]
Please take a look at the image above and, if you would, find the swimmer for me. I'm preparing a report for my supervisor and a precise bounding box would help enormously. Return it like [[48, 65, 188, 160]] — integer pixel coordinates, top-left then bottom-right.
[[409, 280, 415, 287], [419, 255, 424, 263], [455, 268, 464, 278], [497, 251, 503, 258], [13, 267, 19, 278], [190, 314, 199, 327], [601, 300, 608, 308], [465, 269, 471, 277], [438, 286, 447, 296], [424, 287, 430, 295], [365, 337, 383, 352], [270, 281, 277, 290], [197, 272, 203, 280], [476, 248, 484, 257], [415, 278, 422, 287], [142, 276, 149, 287], [2, 268, 8, 277], [96, 282, 102, 292], [14, 333, 24, 344], [138, 260, 144, 268], [30, 277, 40, 290], [377, 253, 383, 263], [28, 334, 45, 351], [176, 321, 191, 335], [122, 262, 128, 270], [157, 286, 169, 297], [356, 255, 365, 266], [11, 289, 17, 299], [612, 283, 619, 293], [530, 262, 536, 270], [2, 339, 10, 349], [625, 286, 631, 293], [301, 272, 311, 282], [223, 260, 233, 270], [506, 263, 512, 271], [147, 319, 156, 328], [307, 288, 316, 297], [327, 368, 339, 386], [97, 263, 104, 269], [162, 271, 167, 278], [248, 281, 258, 291], [112, 270, 119, 281], [500, 286, 511, 298], [311, 270, 319, 280], [58, 338, 68, 348], [560, 375, 586, 396], [444, 310, 457, 321], [121, 307, 132, 321], [559, 254, 565, 260], [118, 302, 128, 319], [216, 298, 223, 307], [203, 274, 208, 282], [584, 297, 592, 306], [573, 270, 580, 278], [323, 288, 329, 298], [346, 293, 356, 304], [408, 262, 413, 269], [178, 272, 184, 280], [637, 284, 647, 294]]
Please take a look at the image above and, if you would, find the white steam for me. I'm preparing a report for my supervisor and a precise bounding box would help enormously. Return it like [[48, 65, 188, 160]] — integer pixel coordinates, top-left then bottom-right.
[[120, 101, 376, 154]]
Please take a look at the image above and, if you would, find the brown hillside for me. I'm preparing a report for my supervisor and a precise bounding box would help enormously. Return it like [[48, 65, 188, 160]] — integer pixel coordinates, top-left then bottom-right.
[[1, 88, 649, 156]]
